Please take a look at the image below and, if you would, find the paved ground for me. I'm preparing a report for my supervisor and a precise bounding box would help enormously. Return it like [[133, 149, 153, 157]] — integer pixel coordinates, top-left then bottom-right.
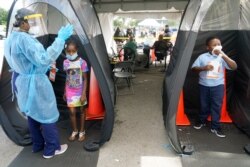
[[97, 66, 181, 167], [0, 126, 23, 167]]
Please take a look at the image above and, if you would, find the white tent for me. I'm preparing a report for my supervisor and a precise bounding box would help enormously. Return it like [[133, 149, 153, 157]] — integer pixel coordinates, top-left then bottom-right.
[[138, 18, 161, 27]]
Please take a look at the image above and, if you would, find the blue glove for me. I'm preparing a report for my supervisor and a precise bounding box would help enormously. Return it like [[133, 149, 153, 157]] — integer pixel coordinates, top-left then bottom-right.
[[57, 24, 74, 41]]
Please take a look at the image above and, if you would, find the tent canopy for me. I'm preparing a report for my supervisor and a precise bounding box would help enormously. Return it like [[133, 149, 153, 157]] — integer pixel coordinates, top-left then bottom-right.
[[113, 8, 182, 20], [92, 0, 188, 12]]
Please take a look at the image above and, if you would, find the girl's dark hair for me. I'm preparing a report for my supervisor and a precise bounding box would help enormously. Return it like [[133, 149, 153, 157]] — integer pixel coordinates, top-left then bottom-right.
[[206, 36, 220, 46], [65, 38, 79, 49]]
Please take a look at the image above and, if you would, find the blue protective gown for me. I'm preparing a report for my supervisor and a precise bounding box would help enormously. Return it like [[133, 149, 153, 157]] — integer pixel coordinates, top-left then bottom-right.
[[4, 31, 65, 123]]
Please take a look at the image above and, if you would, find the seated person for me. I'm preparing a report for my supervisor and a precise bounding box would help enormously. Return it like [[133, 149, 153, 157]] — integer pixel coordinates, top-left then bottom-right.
[[151, 34, 168, 61], [123, 36, 137, 61], [165, 34, 173, 53]]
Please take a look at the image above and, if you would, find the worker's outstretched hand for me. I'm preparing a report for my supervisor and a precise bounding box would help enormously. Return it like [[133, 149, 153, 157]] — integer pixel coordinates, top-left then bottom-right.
[[58, 24, 74, 41]]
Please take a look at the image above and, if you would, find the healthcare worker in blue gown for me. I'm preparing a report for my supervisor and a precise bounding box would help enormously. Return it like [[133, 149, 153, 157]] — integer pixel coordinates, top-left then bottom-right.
[[4, 8, 73, 159]]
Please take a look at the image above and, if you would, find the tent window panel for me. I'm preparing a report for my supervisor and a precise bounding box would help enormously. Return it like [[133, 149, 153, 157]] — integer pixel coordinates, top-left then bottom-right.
[[8, 2, 71, 36], [46, 5, 69, 34], [239, 0, 250, 30], [200, 0, 239, 31], [70, 0, 101, 39], [27, 4, 70, 35], [180, 0, 200, 31]]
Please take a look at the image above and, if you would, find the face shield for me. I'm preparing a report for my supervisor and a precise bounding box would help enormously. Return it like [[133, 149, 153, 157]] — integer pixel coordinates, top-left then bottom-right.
[[24, 14, 48, 37]]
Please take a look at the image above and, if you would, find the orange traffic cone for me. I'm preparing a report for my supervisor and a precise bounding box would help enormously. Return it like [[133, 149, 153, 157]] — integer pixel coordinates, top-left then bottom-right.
[[150, 49, 156, 61], [86, 67, 105, 120], [220, 93, 232, 122], [176, 90, 191, 125], [207, 70, 232, 123]]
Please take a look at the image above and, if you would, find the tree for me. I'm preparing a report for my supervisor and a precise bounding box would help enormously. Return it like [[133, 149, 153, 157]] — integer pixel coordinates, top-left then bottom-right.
[[128, 19, 139, 28], [113, 16, 124, 29], [113, 17, 139, 29], [0, 7, 8, 25]]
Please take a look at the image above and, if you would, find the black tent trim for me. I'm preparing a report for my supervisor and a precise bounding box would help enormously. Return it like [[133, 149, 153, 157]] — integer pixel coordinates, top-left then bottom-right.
[[68, 0, 115, 147], [163, 0, 214, 154]]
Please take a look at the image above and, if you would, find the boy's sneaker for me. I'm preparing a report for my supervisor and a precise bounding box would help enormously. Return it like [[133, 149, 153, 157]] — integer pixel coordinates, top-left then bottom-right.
[[43, 144, 68, 159], [211, 129, 226, 138], [193, 122, 206, 130]]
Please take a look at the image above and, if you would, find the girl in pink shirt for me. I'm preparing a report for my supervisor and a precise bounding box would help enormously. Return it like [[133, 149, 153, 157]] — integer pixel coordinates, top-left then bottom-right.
[[63, 40, 89, 141]]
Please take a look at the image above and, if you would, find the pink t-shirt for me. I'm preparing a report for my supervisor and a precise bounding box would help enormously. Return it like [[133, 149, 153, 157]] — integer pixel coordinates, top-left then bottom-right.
[[63, 57, 88, 107]]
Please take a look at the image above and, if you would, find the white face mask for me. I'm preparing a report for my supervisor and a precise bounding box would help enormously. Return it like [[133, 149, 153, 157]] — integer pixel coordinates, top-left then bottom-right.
[[66, 53, 78, 60], [212, 45, 222, 55]]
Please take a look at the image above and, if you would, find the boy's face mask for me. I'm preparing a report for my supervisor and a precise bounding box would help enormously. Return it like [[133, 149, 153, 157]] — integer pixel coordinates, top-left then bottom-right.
[[212, 45, 222, 55]]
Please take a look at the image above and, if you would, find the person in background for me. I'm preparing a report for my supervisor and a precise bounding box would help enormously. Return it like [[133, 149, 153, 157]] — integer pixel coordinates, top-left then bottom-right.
[[164, 24, 172, 37], [192, 36, 237, 138], [126, 28, 134, 38], [151, 34, 168, 62], [4, 8, 73, 158], [123, 36, 137, 61], [114, 27, 125, 43], [63, 39, 89, 142]]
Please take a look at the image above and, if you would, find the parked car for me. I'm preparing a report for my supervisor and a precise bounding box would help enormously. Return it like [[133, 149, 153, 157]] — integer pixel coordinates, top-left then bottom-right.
[[0, 30, 6, 40]]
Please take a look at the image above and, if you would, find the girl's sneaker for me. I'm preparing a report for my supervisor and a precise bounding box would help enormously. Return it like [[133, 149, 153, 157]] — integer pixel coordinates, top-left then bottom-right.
[[69, 131, 78, 141], [78, 131, 85, 142]]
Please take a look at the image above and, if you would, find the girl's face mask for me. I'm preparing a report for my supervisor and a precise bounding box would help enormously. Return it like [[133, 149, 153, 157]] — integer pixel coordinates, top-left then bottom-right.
[[65, 44, 78, 60], [66, 52, 78, 60]]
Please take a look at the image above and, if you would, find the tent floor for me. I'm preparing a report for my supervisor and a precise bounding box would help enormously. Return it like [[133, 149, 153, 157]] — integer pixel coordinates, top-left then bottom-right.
[[8, 119, 101, 167], [178, 123, 250, 167]]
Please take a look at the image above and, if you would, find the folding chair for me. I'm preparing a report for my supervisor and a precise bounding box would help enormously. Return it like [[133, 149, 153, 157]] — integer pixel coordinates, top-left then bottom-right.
[[154, 51, 166, 67], [113, 61, 135, 95]]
